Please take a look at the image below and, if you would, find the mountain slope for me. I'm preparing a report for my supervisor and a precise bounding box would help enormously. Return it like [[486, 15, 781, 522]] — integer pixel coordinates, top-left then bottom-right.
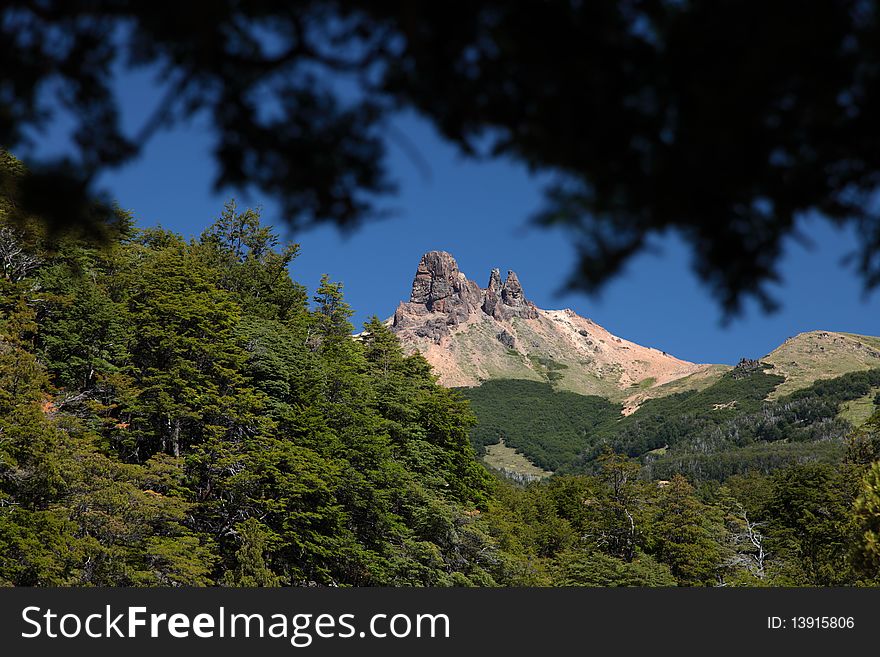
[[459, 363, 880, 481], [388, 251, 880, 482], [391, 252, 880, 409], [391, 251, 720, 403], [764, 330, 880, 398]]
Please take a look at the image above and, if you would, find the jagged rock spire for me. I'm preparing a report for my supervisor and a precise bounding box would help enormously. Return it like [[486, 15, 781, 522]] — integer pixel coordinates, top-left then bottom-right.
[[501, 270, 522, 303], [408, 251, 482, 315], [494, 270, 538, 320], [482, 268, 502, 317], [394, 252, 538, 342]]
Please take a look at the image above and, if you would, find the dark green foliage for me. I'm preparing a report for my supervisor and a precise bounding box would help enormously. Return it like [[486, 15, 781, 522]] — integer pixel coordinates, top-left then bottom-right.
[[760, 464, 863, 586], [550, 550, 677, 587], [477, 463, 725, 587], [586, 368, 785, 460], [2, 150, 879, 586], [648, 475, 724, 585], [645, 439, 847, 483], [457, 366, 880, 586], [847, 409, 880, 465], [0, 304, 213, 585], [635, 369, 880, 482], [462, 365, 880, 483], [125, 244, 264, 460], [854, 456, 880, 581], [0, 191, 499, 587], [196, 201, 308, 322], [457, 380, 620, 470]]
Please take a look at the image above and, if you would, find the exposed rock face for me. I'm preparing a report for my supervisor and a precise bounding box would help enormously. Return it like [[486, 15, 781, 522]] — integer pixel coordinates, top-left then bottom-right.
[[406, 251, 482, 320], [482, 268, 502, 318], [731, 357, 772, 379], [497, 270, 539, 320], [388, 251, 880, 411], [394, 251, 538, 342], [496, 329, 516, 349]]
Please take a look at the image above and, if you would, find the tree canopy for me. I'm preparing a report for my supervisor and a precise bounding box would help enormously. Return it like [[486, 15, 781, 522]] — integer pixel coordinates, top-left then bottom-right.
[[2, 151, 880, 587]]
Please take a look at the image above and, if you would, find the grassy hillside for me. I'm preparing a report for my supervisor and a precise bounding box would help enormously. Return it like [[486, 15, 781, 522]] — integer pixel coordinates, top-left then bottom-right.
[[764, 331, 880, 398], [593, 367, 880, 478], [482, 439, 553, 481], [839, 387, 880, 427], [586, 363, 785, 457], [621, 363, 730, 412], [441, 317, 636, 400]]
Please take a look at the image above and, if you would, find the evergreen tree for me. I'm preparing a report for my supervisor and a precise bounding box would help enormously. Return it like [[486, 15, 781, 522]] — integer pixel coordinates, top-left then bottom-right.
[[125, 245, 262, 460], [197, 201, 307, 321], [219, 518, 283, 587], [594, 450, 644, 562], [764, 464, 861, 586]]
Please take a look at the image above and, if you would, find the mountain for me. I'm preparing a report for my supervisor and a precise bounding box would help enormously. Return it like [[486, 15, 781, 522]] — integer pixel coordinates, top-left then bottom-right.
[[391, 251, 724, 406], [763, 330, 880, 398], [391, 252, 880, 409], [390, 251, 880, 481]]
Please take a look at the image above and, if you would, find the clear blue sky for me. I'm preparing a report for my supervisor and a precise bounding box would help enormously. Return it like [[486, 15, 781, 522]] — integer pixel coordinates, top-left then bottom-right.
[[33, 70, 880, 366]]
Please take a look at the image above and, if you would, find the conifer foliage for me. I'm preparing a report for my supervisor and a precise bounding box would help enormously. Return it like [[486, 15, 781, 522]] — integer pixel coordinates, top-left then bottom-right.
[[0, 173, 497, 585], [2, 152, 879, 587]]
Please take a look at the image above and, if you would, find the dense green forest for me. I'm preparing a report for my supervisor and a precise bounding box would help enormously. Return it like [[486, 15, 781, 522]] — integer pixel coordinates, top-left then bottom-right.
[[460, 377, 880, 585], [459, 380, 621, 470], [461, 362, 880, 481], [3, 152, 880, 586]]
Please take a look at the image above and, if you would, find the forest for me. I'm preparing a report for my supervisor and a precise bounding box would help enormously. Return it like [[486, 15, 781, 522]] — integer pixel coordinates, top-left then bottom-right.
[[462, 363, 880, 481], [2, 151, 880, 587]]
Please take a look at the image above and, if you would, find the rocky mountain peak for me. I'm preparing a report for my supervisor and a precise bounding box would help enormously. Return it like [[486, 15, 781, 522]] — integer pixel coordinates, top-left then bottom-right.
[[482, 268, 503, 317], [497, 269, 538, 320], [407, 250, 482, 317], [390, 251, 717, 400], [488, 268, 503, 288], [394, 252, 539, 342]]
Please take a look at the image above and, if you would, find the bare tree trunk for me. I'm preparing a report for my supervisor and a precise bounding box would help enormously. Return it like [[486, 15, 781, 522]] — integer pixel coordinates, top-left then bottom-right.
[[728, 502, 767, 579], [624, 507, 636, 562], [740, 505, 766, 578]]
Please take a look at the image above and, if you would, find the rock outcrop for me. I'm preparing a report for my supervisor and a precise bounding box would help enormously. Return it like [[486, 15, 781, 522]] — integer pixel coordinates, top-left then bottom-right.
[[496, 329, 516, 349], [394, 251, 538, 342], [497, 270, 538, 320], [386, 251, 880, 411], [407, 251, 483, 320], [482, 268, 503, 318]]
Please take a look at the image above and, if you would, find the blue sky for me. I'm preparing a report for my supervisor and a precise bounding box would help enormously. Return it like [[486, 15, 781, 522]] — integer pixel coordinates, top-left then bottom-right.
[[33, 70, 880, 366]]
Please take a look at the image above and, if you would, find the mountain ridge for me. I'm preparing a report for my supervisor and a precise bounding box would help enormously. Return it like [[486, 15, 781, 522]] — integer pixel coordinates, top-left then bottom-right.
[[390, 251, 721, 405], [763, 330, 880, 398]]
